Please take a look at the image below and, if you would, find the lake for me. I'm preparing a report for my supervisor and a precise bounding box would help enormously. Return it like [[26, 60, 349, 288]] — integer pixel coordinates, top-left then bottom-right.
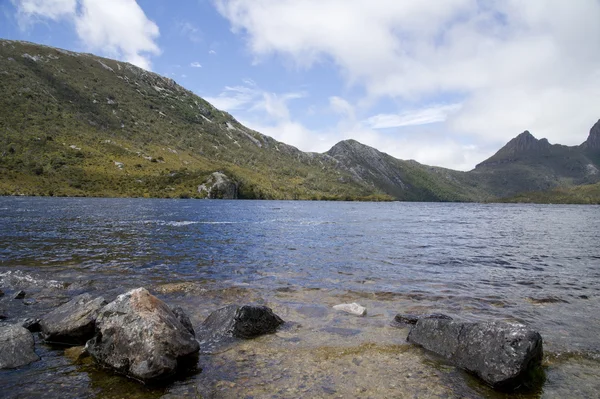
[[1, 197, 599, 398]]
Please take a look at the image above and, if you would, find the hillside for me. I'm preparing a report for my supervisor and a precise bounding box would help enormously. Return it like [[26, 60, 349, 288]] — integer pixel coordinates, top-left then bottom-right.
[[326, 140, 488, 202], [498, 182, 600, 204], [0, 39, 389, 200], [1, 39, 599, 203]]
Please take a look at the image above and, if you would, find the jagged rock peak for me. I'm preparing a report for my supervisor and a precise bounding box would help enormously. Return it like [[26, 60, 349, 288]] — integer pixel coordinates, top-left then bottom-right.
[[476, 130, 551, 168], [582, 119, 600, 150], [498, 130, 552, 154]]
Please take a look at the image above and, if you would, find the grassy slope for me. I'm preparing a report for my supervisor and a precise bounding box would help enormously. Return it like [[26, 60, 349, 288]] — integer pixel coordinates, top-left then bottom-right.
[[0, 40, 389, 200], [498, 182, 600, 204]]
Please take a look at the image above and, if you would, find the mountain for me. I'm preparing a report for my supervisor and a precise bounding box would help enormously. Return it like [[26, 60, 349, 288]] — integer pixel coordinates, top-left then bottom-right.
[[0, 39, 388, 200], [326, 140, 487, 201], [1, 39, 599, 203], [470, 125, 600, 198]]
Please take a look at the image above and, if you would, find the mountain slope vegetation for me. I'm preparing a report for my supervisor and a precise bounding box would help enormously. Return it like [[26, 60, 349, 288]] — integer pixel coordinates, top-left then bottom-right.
[[0, 39, 388, 200], [1, 39, 599, 203]]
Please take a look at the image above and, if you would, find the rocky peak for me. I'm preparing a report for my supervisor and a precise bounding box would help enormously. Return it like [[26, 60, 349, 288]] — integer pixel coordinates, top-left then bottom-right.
[[476, 130, 551, 168], [582, 119, 600, 150], [506, 131, 551, 153]]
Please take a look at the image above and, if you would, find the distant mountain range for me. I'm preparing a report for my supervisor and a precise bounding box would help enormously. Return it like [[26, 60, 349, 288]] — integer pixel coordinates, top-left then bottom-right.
[[1, 39, 599, 203]]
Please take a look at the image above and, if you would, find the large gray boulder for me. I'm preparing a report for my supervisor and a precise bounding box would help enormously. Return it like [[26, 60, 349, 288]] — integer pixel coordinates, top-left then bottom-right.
[[200, 305, 284, 339], [86, 288, 199, 383], [408, 318, 543, 390], [0, 324, 39, 369], [197, 172, 238, 199], [40, 293, 107, 345]]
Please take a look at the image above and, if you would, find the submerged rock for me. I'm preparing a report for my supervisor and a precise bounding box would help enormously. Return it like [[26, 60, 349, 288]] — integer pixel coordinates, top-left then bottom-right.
[[21, 318, 41, 332], [201, 305, 284, 339], [40, 293, 107, 345], [0, 324, 39, 369], [12, 290, 26, 300], [86, 288, 199, 383], [333, 303, 367, 316], [408, 318, 543, 390], [64, 346, 90, 364], [0, 288, 4, 297], [394, 313, 452, 326]]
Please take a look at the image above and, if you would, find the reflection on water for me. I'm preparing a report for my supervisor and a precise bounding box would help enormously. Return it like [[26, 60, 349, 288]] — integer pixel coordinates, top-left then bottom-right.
[[0, 197, 599, 398]]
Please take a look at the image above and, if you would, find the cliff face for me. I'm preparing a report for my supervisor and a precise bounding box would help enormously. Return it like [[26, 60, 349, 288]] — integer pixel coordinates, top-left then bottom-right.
[[582, 120, 600, 151]]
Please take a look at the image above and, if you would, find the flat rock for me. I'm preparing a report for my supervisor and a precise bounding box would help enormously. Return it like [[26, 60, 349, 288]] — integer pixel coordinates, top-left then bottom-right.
[[0, 324, 39, 369], [86, 287, 199, 383], [333, 303, 367, 316], [40, 293, 107, 345], [201, 305, 284, 339], [408, 318, 543, 390]]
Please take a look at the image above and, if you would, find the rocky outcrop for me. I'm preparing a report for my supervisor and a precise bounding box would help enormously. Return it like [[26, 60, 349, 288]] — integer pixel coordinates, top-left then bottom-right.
[[200, 305, 284, 340], [407, 318, 543, 390], [197, 172, 238, 199], [0, 324, 39, 369], [86, 288, 199, 383], [40, 293, 107, 345]]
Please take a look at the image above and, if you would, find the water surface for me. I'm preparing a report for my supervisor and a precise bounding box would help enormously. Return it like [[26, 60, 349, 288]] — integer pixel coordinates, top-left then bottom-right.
[[0, 198, 599, 398]]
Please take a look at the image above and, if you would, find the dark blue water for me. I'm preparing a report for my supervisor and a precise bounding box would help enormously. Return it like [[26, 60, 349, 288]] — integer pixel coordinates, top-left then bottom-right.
[[1, 197, 599, 398]]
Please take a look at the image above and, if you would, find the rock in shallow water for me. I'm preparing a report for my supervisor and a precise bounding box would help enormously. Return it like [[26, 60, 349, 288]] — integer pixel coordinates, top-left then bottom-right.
[[40, 293, 107, 345], [394, 313, 452, 325], [12, 290, 26, 300], [333, 303, 367, 316], [407, 318, 543, 390], [0, 324, 39, 369], [201, 305, 284, 339], [86, 288, 199, 383]]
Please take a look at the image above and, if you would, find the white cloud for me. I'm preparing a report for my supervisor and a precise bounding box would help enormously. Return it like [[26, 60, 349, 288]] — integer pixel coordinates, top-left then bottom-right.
[[204, 81, 306, 123], [14, 0, 160, 70], [178, 21, 202, 43], [215, 0, 600, 153], [190, 61, 202, 68], [209, 49, 217, 55], [13, 0, 75, 21], [204, 84, 258, 111], [365, 104, 462, 129], [329, 96, 354, 119]]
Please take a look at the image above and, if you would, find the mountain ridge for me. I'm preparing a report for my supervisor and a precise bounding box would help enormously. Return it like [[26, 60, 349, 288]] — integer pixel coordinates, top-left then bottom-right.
[[1, 38, 599, 203]]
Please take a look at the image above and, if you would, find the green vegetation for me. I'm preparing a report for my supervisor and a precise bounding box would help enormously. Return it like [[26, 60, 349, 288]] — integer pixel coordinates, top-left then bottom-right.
[[1, 39, 599, 203], [0, 40, 390, 200], [498, 182, 600, 204]]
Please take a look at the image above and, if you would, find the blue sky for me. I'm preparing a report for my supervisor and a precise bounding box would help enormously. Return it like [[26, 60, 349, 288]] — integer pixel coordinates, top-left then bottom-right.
[[2, 0, 599, 170]]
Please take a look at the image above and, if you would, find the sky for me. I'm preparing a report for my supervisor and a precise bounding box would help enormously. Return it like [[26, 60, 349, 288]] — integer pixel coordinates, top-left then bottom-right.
[[1, 0, 599, 171]]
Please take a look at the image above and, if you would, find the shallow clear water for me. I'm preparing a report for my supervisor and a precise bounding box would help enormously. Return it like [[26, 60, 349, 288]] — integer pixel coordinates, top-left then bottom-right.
[[0, 197, 599, 398]]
